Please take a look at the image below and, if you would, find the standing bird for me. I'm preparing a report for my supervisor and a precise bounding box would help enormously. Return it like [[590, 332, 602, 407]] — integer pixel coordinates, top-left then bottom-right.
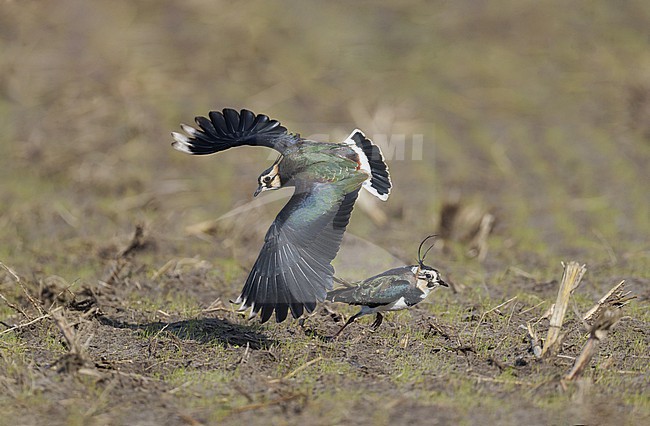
[[172, 108, 391, 323], [327, 236, 448, 337]]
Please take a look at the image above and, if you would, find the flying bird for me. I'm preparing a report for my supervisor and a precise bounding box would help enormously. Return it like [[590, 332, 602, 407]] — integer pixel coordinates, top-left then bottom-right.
[[327, 236, 447, 337], [172, 108, 391, 323]]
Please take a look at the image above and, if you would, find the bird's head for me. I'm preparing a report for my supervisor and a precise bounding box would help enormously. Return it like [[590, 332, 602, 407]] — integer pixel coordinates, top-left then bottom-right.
[[411, 264, 447, 291], [254, 163, 282, 197], [412, 235, 448, 292]]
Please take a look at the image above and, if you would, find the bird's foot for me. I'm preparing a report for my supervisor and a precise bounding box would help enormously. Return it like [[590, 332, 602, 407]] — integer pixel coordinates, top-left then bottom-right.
[[369, 313, 384, 331]]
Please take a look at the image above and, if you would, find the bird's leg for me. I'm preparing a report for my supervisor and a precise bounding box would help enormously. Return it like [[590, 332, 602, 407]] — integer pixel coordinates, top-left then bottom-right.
[[370, 313, 384, 331], [332, 311, 363, 338]]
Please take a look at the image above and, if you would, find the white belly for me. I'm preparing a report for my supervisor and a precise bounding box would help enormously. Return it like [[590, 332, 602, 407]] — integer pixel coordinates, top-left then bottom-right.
[[359, 293, 426, 316], [386, 297, 410, 311], [376, 296, 420, 312]]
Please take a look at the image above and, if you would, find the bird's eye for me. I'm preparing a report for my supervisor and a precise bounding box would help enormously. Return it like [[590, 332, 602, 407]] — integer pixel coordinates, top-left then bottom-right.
[[263, 176, 272, 184]]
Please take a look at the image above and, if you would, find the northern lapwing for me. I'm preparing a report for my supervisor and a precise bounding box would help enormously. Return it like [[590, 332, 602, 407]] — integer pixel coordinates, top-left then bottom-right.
[[172, 108, 391, 323], [327, 236, 447, 337]]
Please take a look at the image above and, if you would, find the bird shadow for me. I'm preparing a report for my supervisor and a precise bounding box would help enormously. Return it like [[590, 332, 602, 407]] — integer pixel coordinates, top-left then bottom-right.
[[98, 315, 274, 350]]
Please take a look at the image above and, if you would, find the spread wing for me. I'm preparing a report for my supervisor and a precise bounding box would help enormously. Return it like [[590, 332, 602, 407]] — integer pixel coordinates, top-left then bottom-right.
[[171, 108, 299, 155], [237, 179, 363, 323], [328, 277, 414, 308]]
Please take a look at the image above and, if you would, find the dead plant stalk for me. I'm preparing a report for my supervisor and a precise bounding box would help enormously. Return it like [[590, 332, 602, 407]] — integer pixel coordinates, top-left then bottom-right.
[[564, 309, 622, 381], [541, 262, 586, 358]]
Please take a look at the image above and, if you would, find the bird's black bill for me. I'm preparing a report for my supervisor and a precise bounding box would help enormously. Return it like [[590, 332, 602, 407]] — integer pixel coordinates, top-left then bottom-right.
[[254, 185, 263, 197], [439, 280, 449, 287]]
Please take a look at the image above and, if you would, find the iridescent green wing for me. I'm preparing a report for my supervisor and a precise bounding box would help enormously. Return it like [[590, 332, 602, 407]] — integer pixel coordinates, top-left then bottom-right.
[[238, 172, 367, 323], [329, 276, 413, 307]]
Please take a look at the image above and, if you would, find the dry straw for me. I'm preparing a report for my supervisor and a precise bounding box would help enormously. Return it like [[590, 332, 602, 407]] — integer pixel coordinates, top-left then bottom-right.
[[541, 261, 586, 358]]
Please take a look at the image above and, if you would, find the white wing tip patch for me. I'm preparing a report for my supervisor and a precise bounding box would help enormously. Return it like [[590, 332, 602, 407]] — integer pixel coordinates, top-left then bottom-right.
[[171, 132, 195, 154], [362, 181, 390, 201], [180, 123, 200, 137]]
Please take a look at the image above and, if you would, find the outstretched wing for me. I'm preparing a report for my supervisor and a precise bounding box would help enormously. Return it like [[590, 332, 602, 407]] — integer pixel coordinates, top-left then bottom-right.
[[328, 277, 413, 308], [237, 177, 364, 323], [171, 108, 299, 155]]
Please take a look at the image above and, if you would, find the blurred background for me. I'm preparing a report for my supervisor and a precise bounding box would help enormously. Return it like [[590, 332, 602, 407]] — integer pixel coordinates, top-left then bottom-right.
[[0, 0, 648, 296]]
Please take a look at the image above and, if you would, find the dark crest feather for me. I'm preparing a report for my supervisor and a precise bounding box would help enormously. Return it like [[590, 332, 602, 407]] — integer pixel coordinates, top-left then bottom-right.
[[417, 235, 437, 267]]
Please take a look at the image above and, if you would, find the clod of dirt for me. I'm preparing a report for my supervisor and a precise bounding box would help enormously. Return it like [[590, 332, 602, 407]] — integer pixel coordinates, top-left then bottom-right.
[[68, 287, 99, 314], [437, 193, 495, 262]]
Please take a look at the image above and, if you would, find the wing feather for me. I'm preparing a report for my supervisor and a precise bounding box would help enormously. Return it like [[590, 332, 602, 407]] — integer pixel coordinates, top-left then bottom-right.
[[172, 108, 298, 155], [238, 180, 362, 322], [327, 278, 413, 307]]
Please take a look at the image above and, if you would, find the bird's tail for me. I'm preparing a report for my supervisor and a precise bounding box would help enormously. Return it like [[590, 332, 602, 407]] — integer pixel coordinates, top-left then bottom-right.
[[345, 130, 392, 201]]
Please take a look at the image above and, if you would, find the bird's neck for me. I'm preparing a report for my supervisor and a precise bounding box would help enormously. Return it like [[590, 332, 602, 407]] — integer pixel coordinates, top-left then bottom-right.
[[415, 278, 430, 295]]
